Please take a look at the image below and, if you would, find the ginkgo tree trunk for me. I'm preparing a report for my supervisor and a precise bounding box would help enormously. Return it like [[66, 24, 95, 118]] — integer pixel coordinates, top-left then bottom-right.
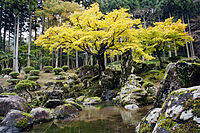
[[35, 3, 153, 76]]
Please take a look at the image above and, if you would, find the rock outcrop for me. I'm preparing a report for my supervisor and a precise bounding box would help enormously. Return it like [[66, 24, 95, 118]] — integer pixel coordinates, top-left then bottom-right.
[[0, 95, 30, 116], [137, 85, 200, 133], [53, 104, 79, 119], [156, 59, 200, 107], [1, 110, 32, 129], [30, 107, 53, 123], [114, 74, 153, 106], [83, 97, 102, 105]]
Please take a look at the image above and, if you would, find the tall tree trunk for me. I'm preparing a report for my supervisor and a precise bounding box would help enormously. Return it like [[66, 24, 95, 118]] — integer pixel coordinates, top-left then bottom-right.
[[104, 54, 107, 67], [35, 16, 37, 40], [116, 54, 119, 61], [55, 51, 58, 68], [15, 15, 20, 72], [42, 17, 45, 34], [85, 52, 88, 65], [90, 55, 93, 65], [3, 16, 7, 52], [168, 45, 172, 57], [13, 17, 17, 71], [67, 50, 70, 66], [0, 6, 2, 50], [156, 48, 162, 69], [52, 52, 54, 67], [187, 15, 195, 57], [97, 53, 105, 76], [76, 50, 78, 68], [182, 14, 190, 58], [27, 13, 32, 66], [60, 48, 62, 67], [174, 42, 177, 56]]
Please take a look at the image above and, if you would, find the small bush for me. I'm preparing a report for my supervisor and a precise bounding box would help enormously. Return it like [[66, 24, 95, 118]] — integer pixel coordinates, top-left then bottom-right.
[[53, 67, 63, 75], [143, 81, 154, 88], [62, 65, 69, 72], [9, 72, 20, 79], [28, 76, 39, 81], [43, 66, 53, 73], [2, 68, 13, 75], [30, 70, 40, 76], [15, 80, 36, 91], [24, 66, 34, 74], [6, 79, 20, 85]]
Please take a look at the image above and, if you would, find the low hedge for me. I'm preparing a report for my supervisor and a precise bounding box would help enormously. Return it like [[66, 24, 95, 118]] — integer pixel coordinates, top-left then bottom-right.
[[53, 67, 63, 75], [43, 66, 53, 73], [62, 65, 69, 72], [30, 70, 40, 76], [2, 68, 12, 75], [24, 66, 34, 74], [9, 72, 20, 79], [6, 79, 20, 85]]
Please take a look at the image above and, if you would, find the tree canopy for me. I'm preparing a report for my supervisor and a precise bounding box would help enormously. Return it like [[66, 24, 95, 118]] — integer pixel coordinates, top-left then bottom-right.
[[35, 3, 153, 75], [137, 17, 193, 68]]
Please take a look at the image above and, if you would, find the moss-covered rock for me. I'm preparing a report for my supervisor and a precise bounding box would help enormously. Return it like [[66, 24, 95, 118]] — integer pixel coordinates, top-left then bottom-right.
[[0, 95, 30, 116], [137, 85, 200, 133], [83, 97, 102, 105], [65, 100, 83, 111], [156, 59, 200, 107], [1, 110, 32, 129], [114, 74, 153, 106], [53, 104, 79, 119], [76, 96, 86, 103], [30, 107, 53, 123]]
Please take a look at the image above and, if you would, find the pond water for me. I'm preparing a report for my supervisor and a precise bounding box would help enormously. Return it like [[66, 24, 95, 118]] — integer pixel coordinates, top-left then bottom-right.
[[27, 102, 152, 133]]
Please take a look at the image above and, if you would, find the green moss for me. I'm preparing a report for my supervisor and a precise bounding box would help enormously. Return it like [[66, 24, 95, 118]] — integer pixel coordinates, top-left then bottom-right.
[[0, 92, 17, 96], [9, 72, 20, 79], [15, 117, 28, 128], [6, 79, 20, 85], [15, 112, 31, 128], [24, 66, 34, 74]]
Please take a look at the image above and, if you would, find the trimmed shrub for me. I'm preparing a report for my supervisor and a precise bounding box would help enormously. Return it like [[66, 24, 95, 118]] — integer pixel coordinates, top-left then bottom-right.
[[143, 81, 154, 88], [15, 80, 36, 91], [24, 66, 34, 74], [2, 68, 12, 75], [6, 79, 20, 85], [62, 65, 69, 72], [43, 66, 53, 73], [28, 76, 39, 81], [30, 70, 40, 76], [53, 67, 63, 75], [9, 72, 20, 79]]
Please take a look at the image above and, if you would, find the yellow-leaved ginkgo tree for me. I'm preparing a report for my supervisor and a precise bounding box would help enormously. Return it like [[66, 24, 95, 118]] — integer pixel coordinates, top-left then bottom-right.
[[35, 3, 153, 75], [137, 17, 193, 68]]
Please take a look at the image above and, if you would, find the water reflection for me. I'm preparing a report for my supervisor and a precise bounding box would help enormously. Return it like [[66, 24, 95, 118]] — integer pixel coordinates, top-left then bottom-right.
[[27, 102, 152, 133]]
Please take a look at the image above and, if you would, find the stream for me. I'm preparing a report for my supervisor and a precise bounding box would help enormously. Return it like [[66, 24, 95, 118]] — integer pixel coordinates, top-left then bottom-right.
[[27, 102, 152, 133]]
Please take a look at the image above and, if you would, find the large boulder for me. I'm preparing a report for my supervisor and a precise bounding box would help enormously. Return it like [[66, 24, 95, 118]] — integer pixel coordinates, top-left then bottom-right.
[[1, 110, 32, 129], [0, 95, 30, 116], [53, 104, 79, 119], [156, 59, 200, 107], [83, 97, 102, 105], [30, 107, 53, 123], [114, 74, 153, 106], [137, 85, 200, 133]]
